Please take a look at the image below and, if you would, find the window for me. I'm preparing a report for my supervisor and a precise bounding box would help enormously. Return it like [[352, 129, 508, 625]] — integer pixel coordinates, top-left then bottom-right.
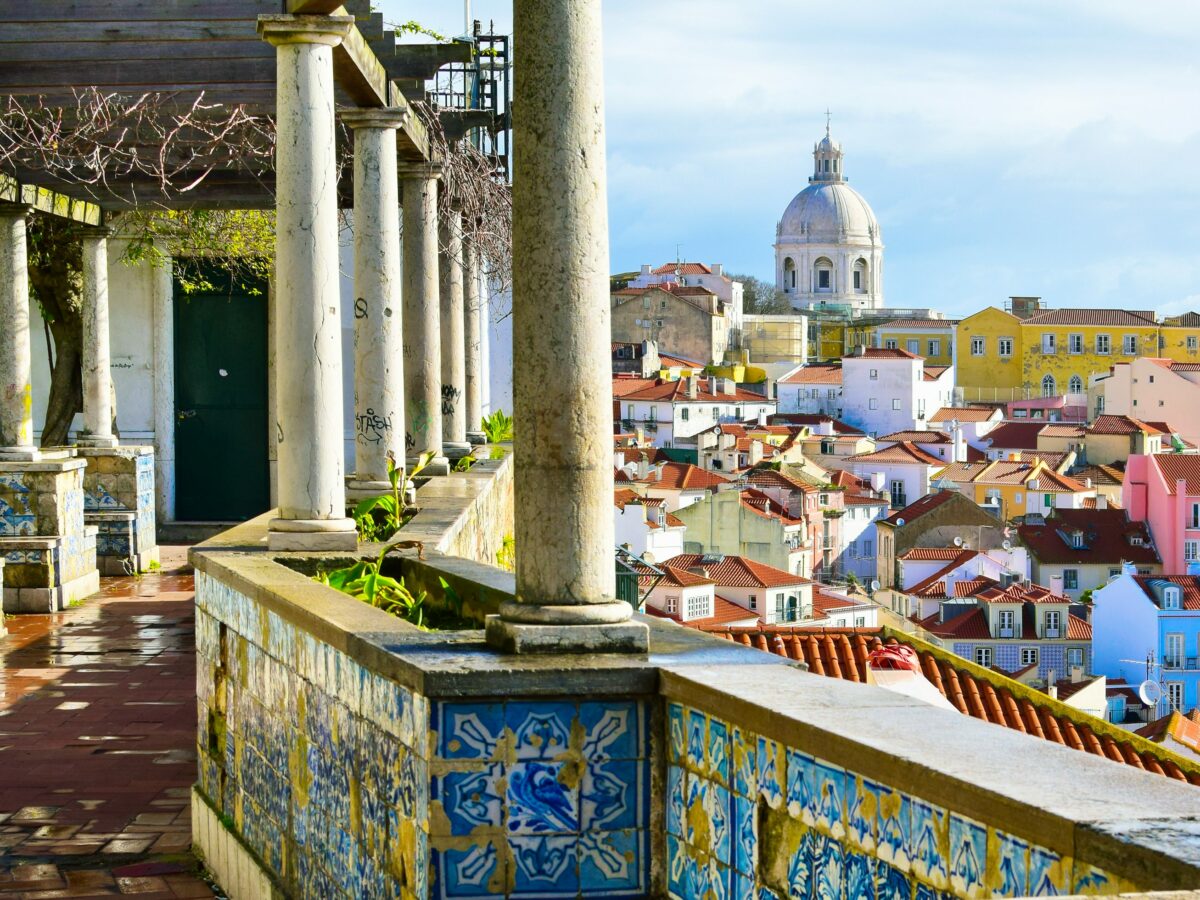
[[661, 299, 668, 310], [1044, 493, 1053, 508], [1068, 375, 1082, 394], [884, 339, 898, 350], [1123, 334, 1138, 355], [975, 647, 993, 667], [656, 319, 663, 327], [1041, 374, 1056, 397], [1096, 334, 1111, 354], [869, 398, 878, 409], [1107, 695, 1126, 723], [626, 404, 634, 420], [1167, 682, 1184, 711], [998, 337, 1013, 357], [998, 609, 1015, 636], [870, 368, 878, 380], [815, 259, 832, 291], [642, 296, 651, 309], [927, 339, 941, 357], [1191, 503, 1200, 528], [681, 408, 689, 421], [862, 540, 873, 557], [892, 399, 901, 410], [1189, 336, 1198, 351], [1045, 611, 1061, 637], [907, 340, 920, 355], [783, 257, 796, 291], [848, 540, 858, 558], [1063, 569, 1078, 590], [1042, 333, 1056, 354], [748, 594, 757, 610], [1164, 586, 1183, 609], [666, 596, 678, 614], [855, 616, 866, 627], [1186, 543, 1199, 564], [971, 337, 985, 356], [853, 270, 862, 290], [1165, 633, 1185, 668], [687, 593, 710, 620], [1069, 333, 1083, 354], [890, 480, 906, 507], [1020, 647, 1039, 667]]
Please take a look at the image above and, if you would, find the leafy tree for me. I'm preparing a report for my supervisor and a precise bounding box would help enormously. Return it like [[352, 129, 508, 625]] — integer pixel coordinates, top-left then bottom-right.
[[728, 273, 793, 314]]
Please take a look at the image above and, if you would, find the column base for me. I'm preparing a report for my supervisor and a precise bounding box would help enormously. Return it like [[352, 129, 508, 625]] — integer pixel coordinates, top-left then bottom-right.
[[410, 455, 450, 477], [442, 441, 473, 460], [0, 446, 41, 462], [267, 517, 358, 552], [76, 436, 119, 448], [485, 615, 649, 654], [466, 431, 487, 446], [346, 478, 393, 502]]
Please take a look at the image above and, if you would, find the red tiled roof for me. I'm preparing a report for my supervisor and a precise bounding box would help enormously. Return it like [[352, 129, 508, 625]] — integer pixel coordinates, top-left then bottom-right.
[[923, 366, 951, 381], [847, 442, 942, 466], [1017, 509, 1159, 566], [899, 547, 967, 561], [930, 406, 1001, 423], [1132, 576, 1200, 611], [659, 563, 714, 588], [1072, 464, 1125, 486], [651, 261, 713, 275], [612, 282, 714, 298], [878, 430, 951, 444], [846, 347, 923, 360], [664, 553, 808, 589], [905, 551, 980, 598], [741, 488, 805, 526], [614, 447, 671, 466], [704, 626, 1200, 785], [769, 414, 863, 434], [916, 606, 993, 639], [1066, 614, 1092, 640], [658, 353, 703, 368], [983, 421, 1047, 450], [881, 490, 958, 525], [636, 462, 730, 491], [744, 467, 816, 495], [1040, 424, 1086, 438], [876, 318, 958, 329], [613, 377, 769, 403], [1147, 455, 1200, 495], [779, 364, 843, 385], [1087, 415, 1165, 436], [644, 595, 758, 628], [811, 588, 860, 615], [1022, 308, 1157, 327]]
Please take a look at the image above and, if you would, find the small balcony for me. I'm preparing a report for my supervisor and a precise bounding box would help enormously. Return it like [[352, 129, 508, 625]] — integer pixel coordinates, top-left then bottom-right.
[[999, 626, 1014, 638], [1045, 627, 1061, 638]]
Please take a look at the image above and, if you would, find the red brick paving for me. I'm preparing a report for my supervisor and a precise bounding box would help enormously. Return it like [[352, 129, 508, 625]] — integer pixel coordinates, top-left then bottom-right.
[[0, 547, 218, 898]]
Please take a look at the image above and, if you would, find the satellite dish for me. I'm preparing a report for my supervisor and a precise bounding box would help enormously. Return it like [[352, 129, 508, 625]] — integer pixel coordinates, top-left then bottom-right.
[[1138, 680, 1163, 706], [1002, 539, 1013, 551], [895, 518, 906, 527], [870, 579, 881, 592], [953, 536, 964, 547]]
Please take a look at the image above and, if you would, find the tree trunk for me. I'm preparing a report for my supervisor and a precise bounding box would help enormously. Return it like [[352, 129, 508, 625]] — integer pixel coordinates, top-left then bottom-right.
[[41, 316, 82, 447]]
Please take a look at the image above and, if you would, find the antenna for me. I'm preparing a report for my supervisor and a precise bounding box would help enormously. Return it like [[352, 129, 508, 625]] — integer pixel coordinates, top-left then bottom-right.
[[465, 0, 472, 36]]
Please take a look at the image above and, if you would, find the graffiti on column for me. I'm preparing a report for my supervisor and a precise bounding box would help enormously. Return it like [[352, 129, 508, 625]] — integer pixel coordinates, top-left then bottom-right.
[[355, 408, 392, 445], [441, 384, 461, 416], [354, 297, 368, 319], [408, 399, 431, 444]]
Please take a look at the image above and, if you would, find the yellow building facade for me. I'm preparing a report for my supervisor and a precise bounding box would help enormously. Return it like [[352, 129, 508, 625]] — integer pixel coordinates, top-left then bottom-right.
[[954, 307, 1025, 403], [870, 320, 957, 366]]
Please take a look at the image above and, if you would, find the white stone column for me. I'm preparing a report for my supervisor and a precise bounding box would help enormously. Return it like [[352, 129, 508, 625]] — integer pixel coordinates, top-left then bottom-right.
[[150, 242, 175, 523], [463, 232, 485, 443], [439, 216, 469, 454], [0, 204, 37, 461], [343, 109, 408, 493], [77, 226, 118, 448], [259, 14, 357, 551], [486, 0, 648, 653], [400, 164, 449, 475]]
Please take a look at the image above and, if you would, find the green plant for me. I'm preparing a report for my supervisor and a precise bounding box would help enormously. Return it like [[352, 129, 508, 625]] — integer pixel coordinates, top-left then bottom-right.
[[496, 534, 515, 572], [353, 451, 428, 542], [316, 544, 430, 628], [489, 445, 508, 460], [453, 455, 476, 473], [147, 560, 162, 573], [481, 410, 514, 443]]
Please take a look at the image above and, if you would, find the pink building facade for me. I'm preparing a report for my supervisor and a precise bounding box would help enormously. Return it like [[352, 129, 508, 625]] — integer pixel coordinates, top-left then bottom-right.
[[1124, 454, 1200, 575]]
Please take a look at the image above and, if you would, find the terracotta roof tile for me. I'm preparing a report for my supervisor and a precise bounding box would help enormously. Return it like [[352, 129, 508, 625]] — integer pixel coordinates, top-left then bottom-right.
[[878, 430, 951, 444], [1132, 576, 1200, 610], [659, 563, 715, 588], [882, 490, 958, 525], [898, 547, 966, 561], [847, 347, 924, 360], [1087, 415, 1165, 436], [651, 261, 713, 275], [779, 364, 843, 385], [876, 318, 958, 329], [1143, 455, 1200, 495], [1022, 308, 1157, 326], [1072, 464, 1125, 486], [923, 366, 951, 381], [847, 442, 943, 466], [1017, 509, 1159, 566], [1040, 424, 1086, 438], [983, 421, 1047, 450], [634, 462, 730, 491], [698, 625, 1200, 785], [613, 377, 769, 403], [664, 553, 809, 589], [930, 406, 1001, 423]]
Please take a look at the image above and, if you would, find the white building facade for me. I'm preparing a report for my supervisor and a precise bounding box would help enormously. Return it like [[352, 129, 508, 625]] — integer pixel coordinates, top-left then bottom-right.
[[840, 348, 956, 437]]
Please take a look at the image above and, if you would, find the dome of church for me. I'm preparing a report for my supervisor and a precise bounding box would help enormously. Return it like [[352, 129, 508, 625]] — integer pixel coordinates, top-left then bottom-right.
[[778, 181, 879, 244]]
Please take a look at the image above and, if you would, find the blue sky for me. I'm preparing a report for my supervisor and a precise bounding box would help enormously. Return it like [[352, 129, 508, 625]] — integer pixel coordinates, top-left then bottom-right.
[[380, 1, 1200, 317]]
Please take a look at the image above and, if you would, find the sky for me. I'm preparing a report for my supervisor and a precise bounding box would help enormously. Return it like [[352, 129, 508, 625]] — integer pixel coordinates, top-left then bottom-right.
[[380, 1, 1200, 318]]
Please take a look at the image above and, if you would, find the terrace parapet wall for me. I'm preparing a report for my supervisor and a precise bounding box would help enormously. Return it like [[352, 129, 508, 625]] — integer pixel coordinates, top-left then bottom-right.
[[189, 460, 1200, 899], [76, 445, 159, 575]]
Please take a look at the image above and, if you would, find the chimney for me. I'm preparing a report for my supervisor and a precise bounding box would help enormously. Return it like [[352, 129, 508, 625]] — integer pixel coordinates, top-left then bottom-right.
[[655, 461, 666, 482], [1047, 684, 1058, 699], [637, 453, 649, 481], [722, 377, 736, 396], [1122, 561, 1137, 576], [640, 264, 652, 275], [749, 440, 764, 467], [1085, 477, 1093, 489], [712, 263, 724, 276], [1070, 665, 1084, 684], [1096, 494, 1107, 509], [1049, 574, 1065, 596], [687, 375, 699, 399], [757, 409, 768, 427], [854, 345, 867, 357]]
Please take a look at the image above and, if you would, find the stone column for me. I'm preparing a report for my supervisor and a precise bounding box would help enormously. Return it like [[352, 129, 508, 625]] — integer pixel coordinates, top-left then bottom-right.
[[259, 14, 357, 551], [150, 241, 175, 523], [486, 0, 648, 653], [343, 109, 408, 494], [400, 165, 449, 476], [462, 232, 486, 443], [0, 204, 36, 461], [439, 216, 469, 455], [77, 226, 118, 448]]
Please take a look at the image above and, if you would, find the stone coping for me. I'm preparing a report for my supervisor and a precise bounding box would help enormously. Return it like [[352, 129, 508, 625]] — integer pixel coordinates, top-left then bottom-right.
[[73, 444, 154, 457], [662, 664, 1200, 888], [0, 458, 87, 472], [85, 509, 137, 522], [0, 535, 61, 549]]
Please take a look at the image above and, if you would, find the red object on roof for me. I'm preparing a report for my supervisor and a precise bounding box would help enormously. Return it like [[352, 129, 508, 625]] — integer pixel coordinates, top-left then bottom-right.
[[868, 643, 920, 671]]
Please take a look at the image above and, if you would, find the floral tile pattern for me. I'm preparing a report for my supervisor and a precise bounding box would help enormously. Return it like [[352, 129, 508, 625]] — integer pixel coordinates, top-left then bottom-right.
[[663, 700, 1128, 900]]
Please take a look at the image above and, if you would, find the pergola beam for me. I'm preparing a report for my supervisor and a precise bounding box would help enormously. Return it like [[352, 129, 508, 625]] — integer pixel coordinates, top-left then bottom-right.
[[0, 174, 101, 225]]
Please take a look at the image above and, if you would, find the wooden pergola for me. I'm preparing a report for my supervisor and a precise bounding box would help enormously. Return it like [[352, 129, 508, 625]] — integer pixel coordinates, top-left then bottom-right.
[[0, 0, 476, 216]]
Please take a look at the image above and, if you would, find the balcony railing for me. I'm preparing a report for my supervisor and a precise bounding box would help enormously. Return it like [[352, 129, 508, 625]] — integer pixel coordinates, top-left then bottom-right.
[[999, 627, 1014, 638], [1045, 627, 1061, 638]]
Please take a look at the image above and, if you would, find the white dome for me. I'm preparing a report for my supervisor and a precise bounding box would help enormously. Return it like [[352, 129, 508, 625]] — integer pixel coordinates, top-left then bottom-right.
[[778, 181, 880, 244]]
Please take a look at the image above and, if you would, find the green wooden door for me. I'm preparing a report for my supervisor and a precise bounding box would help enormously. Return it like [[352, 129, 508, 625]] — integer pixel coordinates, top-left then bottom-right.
[[173, 268, 270, 521]]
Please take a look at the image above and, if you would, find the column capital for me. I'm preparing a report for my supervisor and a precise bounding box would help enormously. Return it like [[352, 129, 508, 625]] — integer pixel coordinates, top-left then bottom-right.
[[73, 224, 115, 240], [257, 14, 353, 47], [397, 160, 444, 181], [341, 107, 410, 131], [0, 202, 33, 218]]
